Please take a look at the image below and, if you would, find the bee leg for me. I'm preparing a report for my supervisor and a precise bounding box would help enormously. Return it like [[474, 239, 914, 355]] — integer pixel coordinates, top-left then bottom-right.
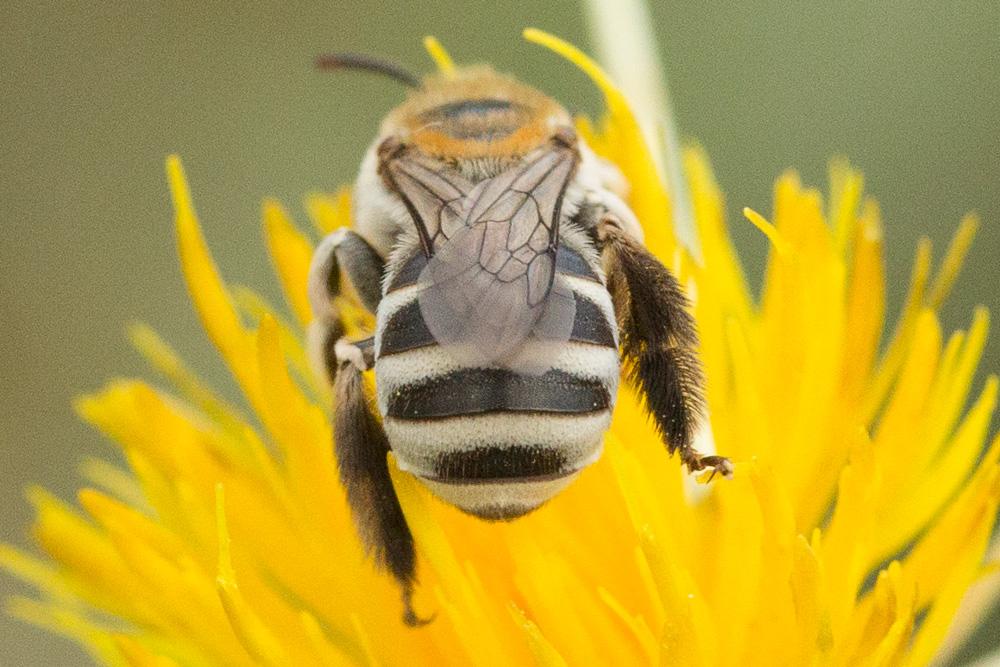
[[331, 338, 432, 627], [308, 228, 385, 316], [598, 216, 733, 480], [308, 229, 385, 383]]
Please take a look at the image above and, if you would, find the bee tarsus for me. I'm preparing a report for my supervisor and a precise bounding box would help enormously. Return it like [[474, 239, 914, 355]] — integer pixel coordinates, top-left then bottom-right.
[[681, 452, 735, 481], [402, 587, 435, 628]]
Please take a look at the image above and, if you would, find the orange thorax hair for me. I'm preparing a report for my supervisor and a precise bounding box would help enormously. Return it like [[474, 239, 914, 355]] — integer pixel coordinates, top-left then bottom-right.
[[381, 66, 571, 163]]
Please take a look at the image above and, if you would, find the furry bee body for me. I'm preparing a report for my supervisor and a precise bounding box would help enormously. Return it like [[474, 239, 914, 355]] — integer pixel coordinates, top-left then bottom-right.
[[308, 62, 730, 623]]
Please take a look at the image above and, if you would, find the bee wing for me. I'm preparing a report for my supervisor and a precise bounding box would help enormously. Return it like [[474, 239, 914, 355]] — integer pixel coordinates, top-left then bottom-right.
[[381, 151, 475, 253], [417, 144, 579, 368]]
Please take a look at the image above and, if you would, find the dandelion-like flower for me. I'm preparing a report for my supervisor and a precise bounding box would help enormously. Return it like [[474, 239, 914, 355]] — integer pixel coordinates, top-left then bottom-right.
[[2, 30, 997, 667]]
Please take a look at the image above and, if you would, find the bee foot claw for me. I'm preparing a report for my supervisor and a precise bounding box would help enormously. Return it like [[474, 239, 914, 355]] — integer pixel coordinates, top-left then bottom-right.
[[402, 589, 435, 627], [682, 453, 734, 480]]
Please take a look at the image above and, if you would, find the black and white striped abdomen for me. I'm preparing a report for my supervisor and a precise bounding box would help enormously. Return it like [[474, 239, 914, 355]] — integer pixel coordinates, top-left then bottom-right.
[[374, 242, 620, 520]]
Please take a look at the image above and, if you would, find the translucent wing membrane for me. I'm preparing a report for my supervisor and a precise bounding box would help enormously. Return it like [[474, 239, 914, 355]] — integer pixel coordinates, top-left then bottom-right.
[[381, 147, 474, 254], [382, 138, 580, 368]]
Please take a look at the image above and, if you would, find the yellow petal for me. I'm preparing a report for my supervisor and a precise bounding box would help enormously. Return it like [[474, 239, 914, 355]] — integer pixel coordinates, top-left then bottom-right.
[[234, 286, 325, 403], [927, 213, 979, 309], [214, 485, 290, 667], [790, 535, 832, 662], [639, 528, 711, 667], [305, 189, 351, 236], [0, 544, 73, 603], [596, 586, 658, 663], [870, 309, 941, 498], [253, 315, 337, 513], [423, 36, 456, 75], [112, 635, 180, 667], [79, 457, 148, 512], [827, 158, 864, 254], [684, 145, 752, 335], [7, 597, 125, 667], [903, 494, 998, 666], [166, 156, 263, 418], [822, 430, 880, 636], [841, 200, 885, 401], [926, 307, 990, 455], [742, 207, 791, 256], [508, 604, 569, 667], [902, 464, 1000, 611], [262, 199, 315, 328], [875, 377, 997, 560], [126, 323, 256, 466], [298, 612, 355, 667], [523, 28, 676, 262]]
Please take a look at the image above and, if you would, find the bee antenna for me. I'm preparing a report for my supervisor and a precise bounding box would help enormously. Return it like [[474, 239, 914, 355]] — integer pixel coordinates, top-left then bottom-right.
[[315, 53, 421, 88]]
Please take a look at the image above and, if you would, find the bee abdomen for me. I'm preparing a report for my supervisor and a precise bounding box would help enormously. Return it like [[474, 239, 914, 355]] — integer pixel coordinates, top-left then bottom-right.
[[378, 293, 615, 357], [375, 245, 618, 520], [385, 368, 610, 419], [431, 445, 566, 481], [381, 405, 611, 519]]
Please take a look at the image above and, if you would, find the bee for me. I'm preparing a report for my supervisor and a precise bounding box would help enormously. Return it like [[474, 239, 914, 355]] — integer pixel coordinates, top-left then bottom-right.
[[308, 53, 733, 625]]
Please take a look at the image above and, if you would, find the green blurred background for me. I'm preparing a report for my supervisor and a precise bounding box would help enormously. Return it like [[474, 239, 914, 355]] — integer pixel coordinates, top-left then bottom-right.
[[2, 2, 998, 664]]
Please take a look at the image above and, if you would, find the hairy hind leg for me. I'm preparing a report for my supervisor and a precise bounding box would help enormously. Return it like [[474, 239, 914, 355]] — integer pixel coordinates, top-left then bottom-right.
[[597, 213, 732, 479]]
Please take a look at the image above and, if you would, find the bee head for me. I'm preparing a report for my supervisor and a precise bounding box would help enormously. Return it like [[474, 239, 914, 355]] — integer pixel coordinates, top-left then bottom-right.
[[379, 66, 572, 165], [317, 53, 571, 161]]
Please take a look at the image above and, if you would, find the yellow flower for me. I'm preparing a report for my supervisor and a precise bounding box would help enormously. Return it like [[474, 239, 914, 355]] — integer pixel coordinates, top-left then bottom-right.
[[2, 30, 998, 667]]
